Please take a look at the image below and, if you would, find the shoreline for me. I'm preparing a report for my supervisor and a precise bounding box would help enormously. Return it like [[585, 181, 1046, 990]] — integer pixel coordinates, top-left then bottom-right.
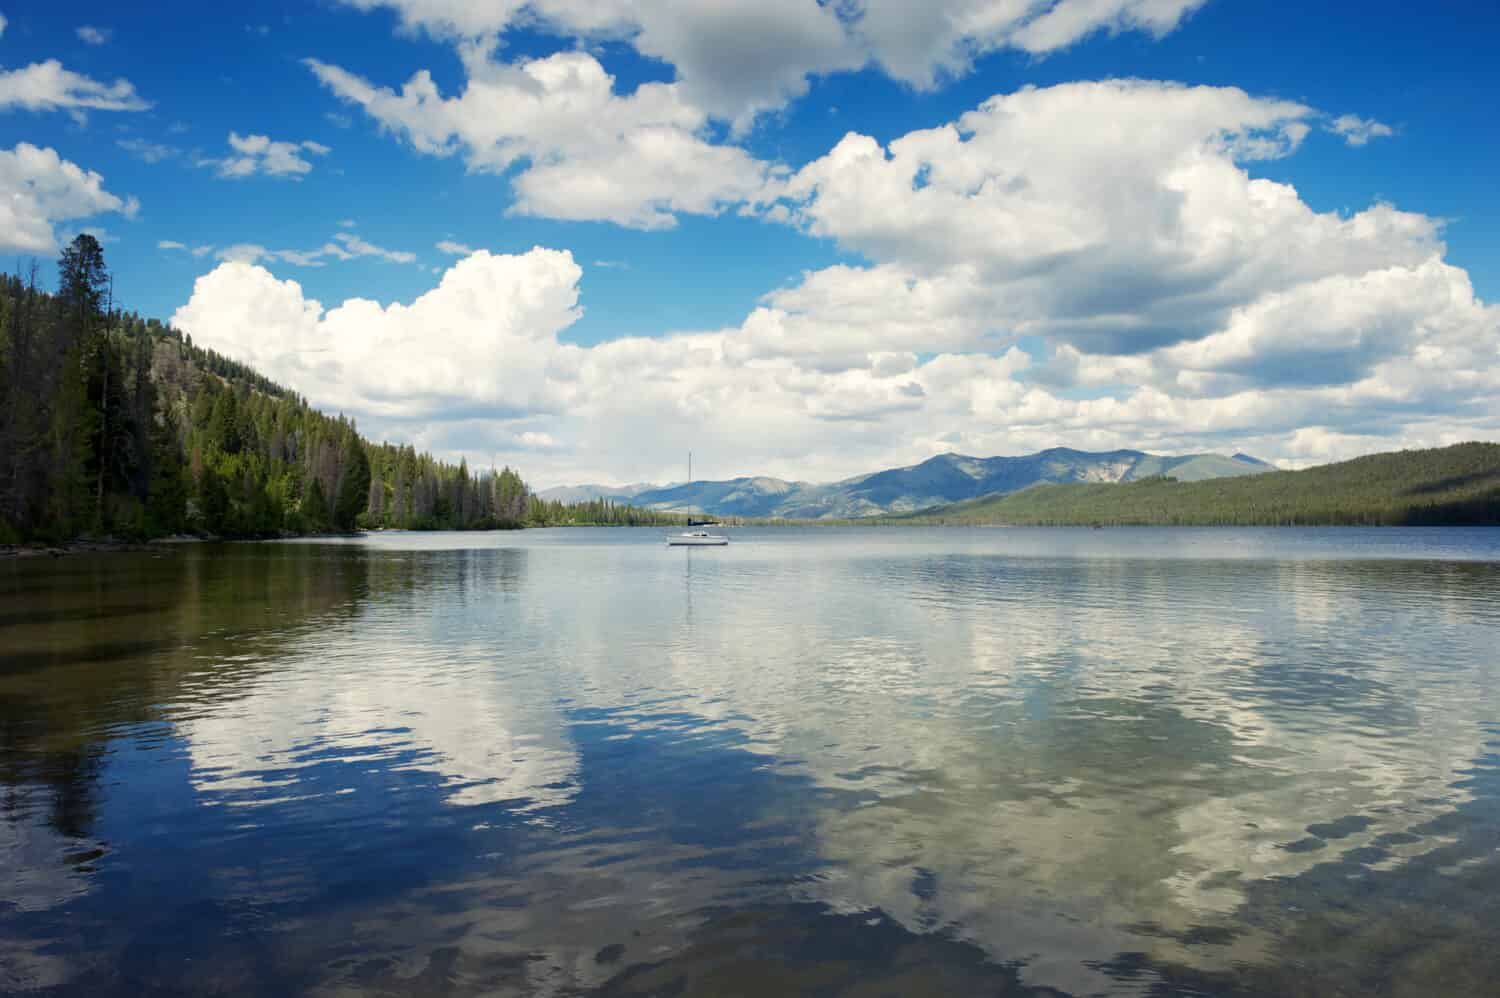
[[8, 520, 1496, 559], [1, 537, 198, 559], [0, 531, 354, 559]]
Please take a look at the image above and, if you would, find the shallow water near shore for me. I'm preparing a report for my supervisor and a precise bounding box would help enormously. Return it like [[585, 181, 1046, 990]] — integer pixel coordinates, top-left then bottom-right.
[[3, 526, 1500, 996]]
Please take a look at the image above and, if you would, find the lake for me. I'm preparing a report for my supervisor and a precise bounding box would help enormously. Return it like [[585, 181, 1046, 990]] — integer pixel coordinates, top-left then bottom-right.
[[3, 527, 1500, 996]]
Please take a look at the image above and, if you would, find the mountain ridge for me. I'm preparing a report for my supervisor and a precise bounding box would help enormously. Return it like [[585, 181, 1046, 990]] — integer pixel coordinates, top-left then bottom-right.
[[892, 442, 1500, 526], [540, 447, 1275, 519]]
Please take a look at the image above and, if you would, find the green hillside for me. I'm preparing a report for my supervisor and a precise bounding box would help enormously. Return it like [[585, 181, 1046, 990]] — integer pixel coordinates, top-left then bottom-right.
[[897, 443, 1500, 526]]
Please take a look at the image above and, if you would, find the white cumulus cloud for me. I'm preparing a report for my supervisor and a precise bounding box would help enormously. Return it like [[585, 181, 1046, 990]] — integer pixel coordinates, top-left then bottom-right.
[[0, 59, 149, 114], [310, 2, 1213, 228], [772, 81, 1437, 356], [76, 25, 112, 45], [200, 132, 331, 179], [0, 143, 138, 254], [306, 46, 769, 229], [170, 243, 1499, 487], [1328, 113, 1394, 146], [173, 249, 585, 423], [170, 79, 1498, 483], [331, 0, 1206, 126], [852, 0, 1207, 87]]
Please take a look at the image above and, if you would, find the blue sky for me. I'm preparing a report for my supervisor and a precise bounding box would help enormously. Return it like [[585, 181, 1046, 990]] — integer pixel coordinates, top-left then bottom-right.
[[4, 1, 1498, 485]]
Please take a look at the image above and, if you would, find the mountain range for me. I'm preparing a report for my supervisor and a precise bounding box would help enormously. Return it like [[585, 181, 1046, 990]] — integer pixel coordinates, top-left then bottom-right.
[[537, 448, 1275, 520], [901, 443, 1500, 527]]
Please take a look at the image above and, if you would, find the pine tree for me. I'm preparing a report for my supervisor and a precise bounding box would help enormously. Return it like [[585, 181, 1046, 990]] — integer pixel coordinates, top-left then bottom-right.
[[302, 476, 330, 531], [207, 389, 242, 455], [195, 465, 229, 534], [146, 406, 188, 535], [334, 436, 370, 531]]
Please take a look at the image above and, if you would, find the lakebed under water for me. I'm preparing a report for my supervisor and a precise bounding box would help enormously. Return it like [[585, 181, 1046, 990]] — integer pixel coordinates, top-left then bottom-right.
[[3, 526, 1500, 996]]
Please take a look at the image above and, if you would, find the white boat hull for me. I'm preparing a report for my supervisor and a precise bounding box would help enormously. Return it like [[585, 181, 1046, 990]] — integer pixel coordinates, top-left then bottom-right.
[[667, 533, 729, 546]]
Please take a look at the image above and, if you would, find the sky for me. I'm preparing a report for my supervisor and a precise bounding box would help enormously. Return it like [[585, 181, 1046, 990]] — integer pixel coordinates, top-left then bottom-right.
[[3, 0, 1498, 488]]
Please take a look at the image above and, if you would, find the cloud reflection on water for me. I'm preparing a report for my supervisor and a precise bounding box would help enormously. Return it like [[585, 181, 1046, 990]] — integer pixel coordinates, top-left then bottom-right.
[[3, 530, 1499, 996]]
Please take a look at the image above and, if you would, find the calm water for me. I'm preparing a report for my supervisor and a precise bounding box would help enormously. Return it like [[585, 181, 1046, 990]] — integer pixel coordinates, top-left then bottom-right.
[[4, 527, 1500, 997]]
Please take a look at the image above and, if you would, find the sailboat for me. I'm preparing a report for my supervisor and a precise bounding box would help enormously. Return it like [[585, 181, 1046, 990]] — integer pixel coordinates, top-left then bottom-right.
[[667, 451, 729, 546]]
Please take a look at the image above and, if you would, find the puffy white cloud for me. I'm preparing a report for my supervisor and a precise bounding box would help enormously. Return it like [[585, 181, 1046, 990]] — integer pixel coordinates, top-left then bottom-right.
[[436, 239, 473, 255], [310, 3, 1215, 228], [173, 78, 1499, 484], [852, 0, 1207, 87], [0, 142, 138, 254], [1157, 260, 1479, 389], [0, 14, 8, 38], [331, 0, 1204, 126], [0, 59, 149, 114], [158, 239, 188, 251], [200, 132, 330, 179], [726, 263, 999, 372], [1010, 0, 1205, 54], [75, 25, 112, 45], [619, 0, 861, 130], [173, 228, 1500, 487], [1328, 113, 1394, 146], [307, 47, 769, 229], [332, 0, 857, 128], [774, 81, 1440, 355], [173, 249, 586, 423], [332, 0, 620, 37]]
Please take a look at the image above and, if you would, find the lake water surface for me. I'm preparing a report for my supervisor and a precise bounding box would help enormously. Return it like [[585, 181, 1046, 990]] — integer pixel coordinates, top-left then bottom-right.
[[4, 527, 1500, 996]]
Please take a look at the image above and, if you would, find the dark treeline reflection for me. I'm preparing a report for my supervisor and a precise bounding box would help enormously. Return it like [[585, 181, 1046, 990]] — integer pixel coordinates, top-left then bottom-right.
[[1, 529, 1499, 996], [1, 543, 540, 840], [2, 547, 369, 843]]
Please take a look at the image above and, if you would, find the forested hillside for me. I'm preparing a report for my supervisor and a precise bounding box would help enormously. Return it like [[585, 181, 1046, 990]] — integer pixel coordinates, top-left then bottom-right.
[[0, 235, 663, 544], [898, 443, 1500, 526]]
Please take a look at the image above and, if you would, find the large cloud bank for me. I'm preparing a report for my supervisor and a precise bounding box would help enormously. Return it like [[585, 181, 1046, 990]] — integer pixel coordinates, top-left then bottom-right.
[[310, 0, 1217, 230], [175, 80, 1498, 485], [333, 0, 1210, 114]]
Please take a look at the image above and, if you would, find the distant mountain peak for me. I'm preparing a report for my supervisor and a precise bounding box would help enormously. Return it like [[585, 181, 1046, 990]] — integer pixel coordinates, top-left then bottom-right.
[[623, 446, 1271, 519]]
